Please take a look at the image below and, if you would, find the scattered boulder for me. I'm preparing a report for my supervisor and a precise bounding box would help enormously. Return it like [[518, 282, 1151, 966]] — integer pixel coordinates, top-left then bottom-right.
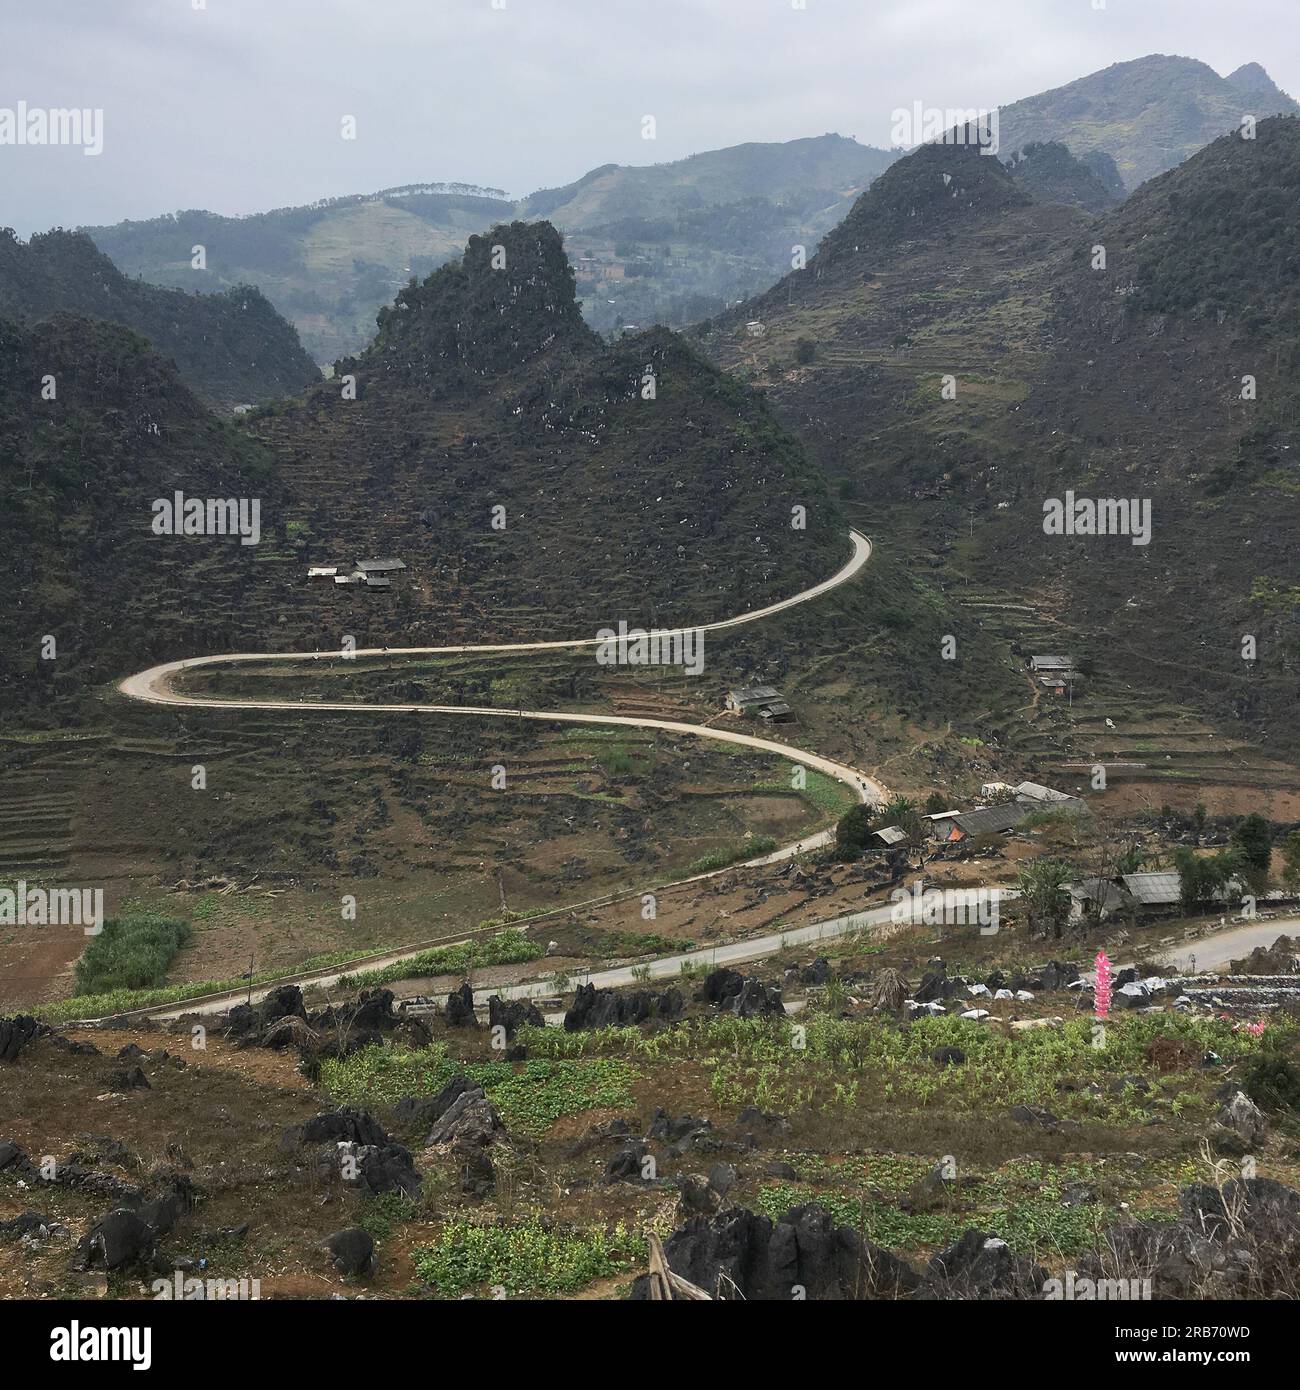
[[564, 982, 683, 1031], [736, 1106, 787, 1136], [332, 1142, 422, 1200], [1036, 961, 1079, 992], [444, 983, 478, 1028], [700, 968, 784, 1018], [459, 1147, 496, 1199], [629, 1203, 919, 1300], [914, 970, 956, 1004], [800, 958, 832, 986], [1215, 1091, 1268, 1148], [488, 995, 544, 1039], [679, 1173, 721, 1215], [73, 1209, 157, 1272], [902, 1161, 953, 1214], [926, 1229, 1047, 1299], [424, 1087, 501, 1149], [296, 1108, 390, 1149], [391, 1015, 433, 1050], [1010, 1104, 1059, 1129], [107, 1066, 151, 1092], [0, 1015, 43, 1063], [324, 1227, 376, 1278], [260, 985, 308, 1025], [1230, 935, 1300, 975], [707, 1162, 737, 1199], [396, 1075, 481, 1133], [604, 1141, 652, 1184], [0, 1210, 67, 1243]]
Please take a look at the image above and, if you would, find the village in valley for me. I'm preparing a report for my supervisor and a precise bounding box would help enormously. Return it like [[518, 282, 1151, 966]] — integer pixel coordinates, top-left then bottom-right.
[[3, 1, 1300, 1338]]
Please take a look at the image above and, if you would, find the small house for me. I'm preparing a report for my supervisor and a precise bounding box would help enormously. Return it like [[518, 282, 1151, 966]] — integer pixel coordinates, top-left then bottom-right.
[[872, 824, 908, 848], [355, 558, 407, 575], [307, 566, 338, 580], [725, 686, 792, 722], [1067, 877, 1130, 922]]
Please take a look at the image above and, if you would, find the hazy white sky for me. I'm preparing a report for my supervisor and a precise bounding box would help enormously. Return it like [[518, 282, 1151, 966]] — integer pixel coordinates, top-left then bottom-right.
[[3, 0, 1297, 234]]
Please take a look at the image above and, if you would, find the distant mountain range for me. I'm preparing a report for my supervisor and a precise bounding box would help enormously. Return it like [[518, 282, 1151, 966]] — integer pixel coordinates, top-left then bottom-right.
[[77, 55, 1297, 366], [83, 135, 896, 361], [996, 54, 1300, 188], [0, 228, 319, 410]]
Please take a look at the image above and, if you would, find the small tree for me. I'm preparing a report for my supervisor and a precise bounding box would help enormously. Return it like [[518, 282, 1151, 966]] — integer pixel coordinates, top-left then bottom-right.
[[1230, 813, 1273, 878], [1017, 858, 1073, 939], [794, 337, 816, 365], [1174, 847, 1241, 914], [835, 803, 877, 858], [882, 795, 923, 842], [1281, 831, 1300, 892]]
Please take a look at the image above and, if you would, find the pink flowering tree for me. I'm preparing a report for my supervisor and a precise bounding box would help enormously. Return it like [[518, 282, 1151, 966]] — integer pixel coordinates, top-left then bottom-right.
[[1094, 949, 1112, 1020]]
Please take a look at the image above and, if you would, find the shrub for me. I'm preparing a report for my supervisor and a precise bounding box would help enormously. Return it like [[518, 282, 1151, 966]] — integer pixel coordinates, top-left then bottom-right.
[[1244, 1052, 1300, 1114]]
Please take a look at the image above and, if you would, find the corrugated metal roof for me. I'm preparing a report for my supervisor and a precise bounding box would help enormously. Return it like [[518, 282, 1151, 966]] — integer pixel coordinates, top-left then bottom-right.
[[873, 825, 908, 845], [1014, 781, 1073, 802], [1031, 655, 1074, 671], [1121, 872, 1182, 905], [954, 803, 1031, 836], [355, 558, 407, 572], [732, 685, 780, 702], [757, 701, 792, 719]]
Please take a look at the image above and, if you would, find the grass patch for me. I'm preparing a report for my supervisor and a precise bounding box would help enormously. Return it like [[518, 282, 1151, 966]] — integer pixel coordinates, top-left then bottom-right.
[[687, 835, 777, 874], [412, 1218, 644, 1295], [319, 1044, 638, 1136], [338, 929, 543, 989], [74, 914, 190, 996]]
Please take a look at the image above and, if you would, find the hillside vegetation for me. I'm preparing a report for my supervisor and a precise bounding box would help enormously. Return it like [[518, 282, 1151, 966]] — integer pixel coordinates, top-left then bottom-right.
[[698, 118, 1300, 753], [252, 219, 848, 639], [0, 228, 319, 410], [996, 54, 1299, 189], [85, 137, 898, 358]]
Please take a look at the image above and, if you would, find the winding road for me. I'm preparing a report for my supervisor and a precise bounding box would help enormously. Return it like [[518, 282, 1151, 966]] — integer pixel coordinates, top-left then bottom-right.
[[119, 528, 882, 824], [110, 528, 893, 1021]]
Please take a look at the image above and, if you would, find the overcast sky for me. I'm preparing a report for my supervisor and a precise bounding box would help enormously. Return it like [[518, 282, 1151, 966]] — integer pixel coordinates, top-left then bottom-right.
[[3, 0, 1298, 235]]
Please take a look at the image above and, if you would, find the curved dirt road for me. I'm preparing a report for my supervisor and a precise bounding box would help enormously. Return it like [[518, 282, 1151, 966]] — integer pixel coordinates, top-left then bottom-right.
[[108, 529, 888, 1022], [118, 528, 883, 825]]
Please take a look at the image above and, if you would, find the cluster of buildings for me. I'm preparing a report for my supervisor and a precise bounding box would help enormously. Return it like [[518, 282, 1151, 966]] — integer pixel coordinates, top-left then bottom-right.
[[861, 780, 1087, 856], [916, 781, 1087, 847], [307, 558, 407, 591], [1029, 653, 1079, 696]]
